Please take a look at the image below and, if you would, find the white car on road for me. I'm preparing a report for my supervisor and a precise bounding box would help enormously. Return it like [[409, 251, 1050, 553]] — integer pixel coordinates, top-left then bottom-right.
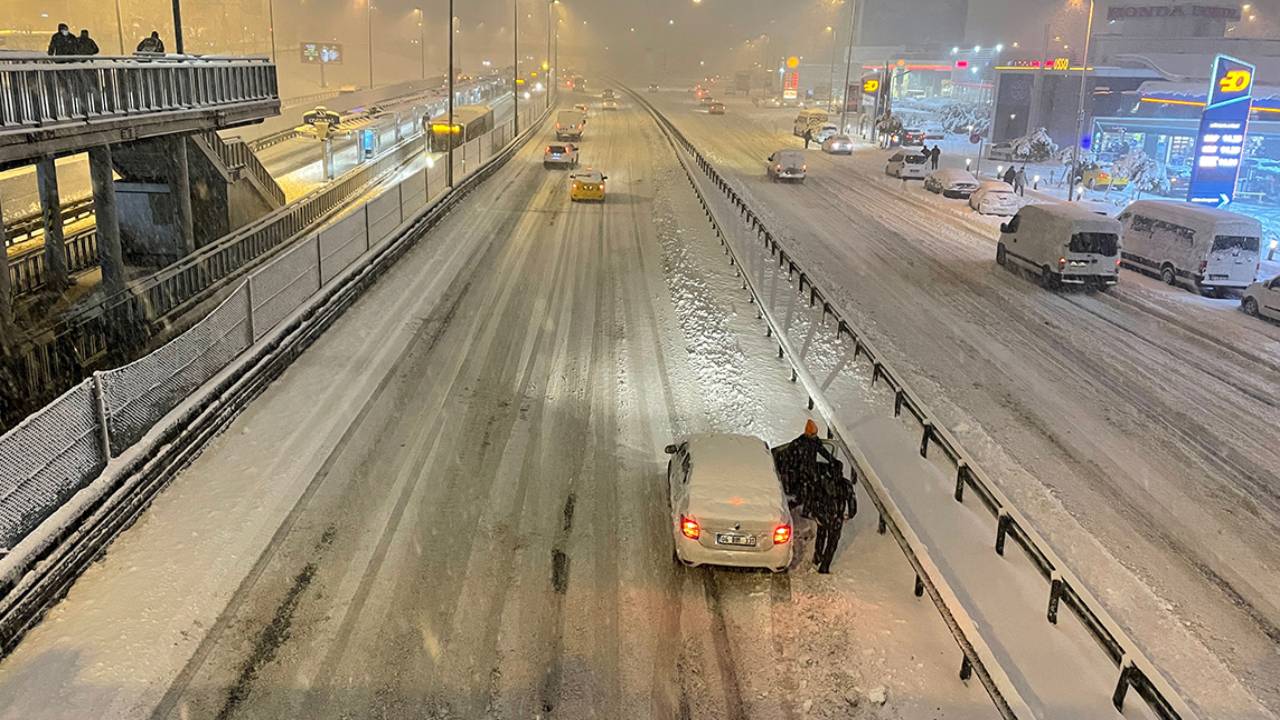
[[543, 143, 579, 168], [885, 149, 929, 179], [969, 180, 1021, 215], [924, 169, 980, 198], [821, 134, 854, 154], [1242, 275, 1280, 321], [767, 149, 807, 182], [666, 434, 793, 572]]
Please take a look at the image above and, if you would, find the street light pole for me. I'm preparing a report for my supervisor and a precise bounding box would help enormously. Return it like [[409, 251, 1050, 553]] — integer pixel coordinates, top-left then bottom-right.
[[171, 0, 185, 54], [838, 0, 859, 132], [1067, 0, 1095, 202], [448, 0, 455, 188], [267, 0, 277, 62], [416, 8, 426, 80], [513, 0, 520, 135], [367, 1, 375, 89], [546, 1, 552, 110], [114, 0, 125, 55]]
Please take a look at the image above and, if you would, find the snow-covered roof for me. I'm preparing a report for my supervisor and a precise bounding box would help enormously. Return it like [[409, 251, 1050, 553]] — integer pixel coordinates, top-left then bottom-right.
[[1125, 199, 1264, 232], [1137, 80, 1280, 103], [929, 169, 978, 183], [1110, 53, 1280, 83], [684, 434, 786, 519], [1020, 202, 1124, 234]]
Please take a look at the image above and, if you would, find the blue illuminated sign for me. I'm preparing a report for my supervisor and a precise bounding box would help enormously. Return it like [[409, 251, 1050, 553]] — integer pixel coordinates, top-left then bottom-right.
[[1187, 54, 1255, 207]]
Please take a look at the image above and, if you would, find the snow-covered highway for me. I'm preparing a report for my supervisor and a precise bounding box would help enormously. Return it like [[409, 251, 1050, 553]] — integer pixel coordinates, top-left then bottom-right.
[[0, 95, 994, 720]]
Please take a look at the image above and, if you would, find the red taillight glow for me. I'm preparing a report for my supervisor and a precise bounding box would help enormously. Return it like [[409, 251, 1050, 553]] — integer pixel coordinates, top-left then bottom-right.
[[681, 516, 701, 540], [555, 123, 561, 129], [773, 524, 792, 544], [1116, 258, 1122, 267], [1058, 257, 1067, 269]]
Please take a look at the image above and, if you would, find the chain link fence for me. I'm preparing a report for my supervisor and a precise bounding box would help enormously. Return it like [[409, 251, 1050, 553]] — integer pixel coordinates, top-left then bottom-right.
[[0, 102, 540, 557]]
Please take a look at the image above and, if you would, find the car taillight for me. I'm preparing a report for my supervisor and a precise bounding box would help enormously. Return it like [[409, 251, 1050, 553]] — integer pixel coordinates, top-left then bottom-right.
[[773, 524, 791, 544], [555, 123, 561, 129], [681, 516, 701, 540], [802, 164, 807, 171], [775, 164, 782, 171], [1199, 260, 1208, 274], [1116, 258, 1122, 267], [1058, 257, 1067, 269]]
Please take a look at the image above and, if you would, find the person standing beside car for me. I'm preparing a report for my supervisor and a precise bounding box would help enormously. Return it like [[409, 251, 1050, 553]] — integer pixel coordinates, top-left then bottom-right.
[[930, 145, 941, 170]]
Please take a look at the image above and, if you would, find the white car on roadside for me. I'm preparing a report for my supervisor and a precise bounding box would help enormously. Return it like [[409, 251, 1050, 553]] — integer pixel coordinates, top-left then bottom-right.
[[924, 169, 980, 198], [821, 134, 854, 154], [885, 149, 929, 179], [666, 434, 793, 572], [969, 181, 1021, 215], [1242, 275, 1280, 321]]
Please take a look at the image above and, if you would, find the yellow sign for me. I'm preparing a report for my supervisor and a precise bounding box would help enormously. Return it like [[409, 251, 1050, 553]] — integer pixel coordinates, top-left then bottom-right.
[[786, 55, 800, 69], [863, 79, 879, 93], [542, 60, 550, 71], [1051, 57, 1070, 71], [896, 58, 905, 67], [1220, 69, 1252, 93], [516, 78, 525, 85], [530, 71, 538, 78]]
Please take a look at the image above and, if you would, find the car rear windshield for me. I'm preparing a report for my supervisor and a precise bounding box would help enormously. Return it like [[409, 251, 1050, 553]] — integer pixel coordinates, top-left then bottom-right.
[[548, 145, 567, 153], [1069, 232, 1119, 256], [905, 155, 927, 164], [1212, 235, 1260, 253]]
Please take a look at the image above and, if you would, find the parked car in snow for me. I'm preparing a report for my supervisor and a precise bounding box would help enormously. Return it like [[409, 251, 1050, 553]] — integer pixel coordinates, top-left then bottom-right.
[[1118, 200, 1262, 296], [885, 149, 929, 179], [1082, 166, 1128, 190], [767, 149, 806, 182], [543, 143, 579, 169], [821, 134, 854, 154], [813, 123, 840, 143], [969, 181, 1020, 215], [924, 169, 980, 198], [1242, 275, 1280, 321], [988, 141, 1017, 161], [666, 434, 793, 572], [996, 202, 1122, 290]]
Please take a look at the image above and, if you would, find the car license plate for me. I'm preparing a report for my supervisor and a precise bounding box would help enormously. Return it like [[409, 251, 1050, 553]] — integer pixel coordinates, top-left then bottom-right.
[[716, 533, 757, 547]]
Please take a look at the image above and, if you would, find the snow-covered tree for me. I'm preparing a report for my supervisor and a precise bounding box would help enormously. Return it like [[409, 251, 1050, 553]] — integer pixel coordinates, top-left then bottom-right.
[[1112, 150, 1171, 198], [937, 102, 990, 136], [1007, 127, 1059, 162], [877, 114, 904, 135]]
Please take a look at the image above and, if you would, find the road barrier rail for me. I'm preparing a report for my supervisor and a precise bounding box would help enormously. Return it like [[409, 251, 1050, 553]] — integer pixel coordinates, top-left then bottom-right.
[[628, 86, 1197, 720]]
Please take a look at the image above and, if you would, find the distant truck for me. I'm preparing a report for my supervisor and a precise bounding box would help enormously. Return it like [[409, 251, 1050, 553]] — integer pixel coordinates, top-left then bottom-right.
[[555, 110, 586, 141]]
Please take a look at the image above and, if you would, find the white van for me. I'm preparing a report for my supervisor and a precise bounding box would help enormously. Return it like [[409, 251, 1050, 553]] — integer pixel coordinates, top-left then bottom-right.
[[793, 109, 829, 138], [665, 434, 793, 572], [996, 202, 1122, 290], [767, 149, 806, 182], [1117, 200, 1261, 296], [554, 110, 586, 141]]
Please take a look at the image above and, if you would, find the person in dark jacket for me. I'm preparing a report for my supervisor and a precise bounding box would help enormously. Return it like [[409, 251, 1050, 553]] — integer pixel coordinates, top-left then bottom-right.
[[1002, 165, 1017, 186], [136, 31, 165, 54], [772, 419, 837, 517], [812, 463, 857, 573], [75, 30, 99, 56], [930, 145, 941, 170], [48, 24, 77, 55], [803, 127, 813, 149]]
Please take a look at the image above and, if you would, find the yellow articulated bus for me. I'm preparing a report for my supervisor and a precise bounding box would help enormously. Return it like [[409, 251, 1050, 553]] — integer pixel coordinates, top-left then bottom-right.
[[427, 104, 495, 152]]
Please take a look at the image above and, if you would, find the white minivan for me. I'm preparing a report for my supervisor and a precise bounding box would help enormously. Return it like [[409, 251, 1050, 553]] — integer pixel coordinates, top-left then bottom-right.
[[665, 434, 793, 573], [554, 110, 586, 141], [1117, 200, 1262, 296], [996, 202, 1123, 290]]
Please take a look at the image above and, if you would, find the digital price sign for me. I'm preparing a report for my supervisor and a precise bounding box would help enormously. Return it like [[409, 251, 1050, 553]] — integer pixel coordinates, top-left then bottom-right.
[[1187, 54, 1254, 207], [301, 42, 343, 65], [782, 70, 799, 100]]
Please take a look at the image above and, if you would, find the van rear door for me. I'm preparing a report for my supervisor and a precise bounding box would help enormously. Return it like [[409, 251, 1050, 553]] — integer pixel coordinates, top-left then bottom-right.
[[1206, 235, 1260, 287]]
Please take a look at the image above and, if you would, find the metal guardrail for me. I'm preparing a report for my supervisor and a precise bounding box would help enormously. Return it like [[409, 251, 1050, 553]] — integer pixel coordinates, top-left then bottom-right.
[[8, 227, 98, 298], [0, 55, 277, 131], [4, 197, 95, 248], [627, 87, 1198, 720]]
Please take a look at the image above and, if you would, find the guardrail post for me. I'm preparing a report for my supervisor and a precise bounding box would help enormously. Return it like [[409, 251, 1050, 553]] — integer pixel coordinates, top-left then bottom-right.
[[954, 462, 968, 501], [870, 361, 882, 386], [893, 389, 905, 417], [913, 575, 924, 597], [244, 280, 256, 343], [877, 514, 886, 535], [959, 655, 973, 681], [919, 420, 933, 458], [1047, 573, 1064, 624], [995, 511, 1012, 556], [1112, 659, 1136, 710]]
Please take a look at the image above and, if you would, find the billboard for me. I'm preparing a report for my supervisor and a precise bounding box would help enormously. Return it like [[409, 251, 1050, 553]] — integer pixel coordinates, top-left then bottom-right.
[[1187, 54, 1255, 207], [301, 42, 343, 65], [783, 70, 799, 100]]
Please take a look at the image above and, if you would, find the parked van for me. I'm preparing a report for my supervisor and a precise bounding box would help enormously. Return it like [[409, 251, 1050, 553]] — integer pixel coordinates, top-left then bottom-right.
[[996, 202, 1122, 290], [793, 109, 829, 138], [554, 110, 586, 141], [1117, 200, 1261, 296]]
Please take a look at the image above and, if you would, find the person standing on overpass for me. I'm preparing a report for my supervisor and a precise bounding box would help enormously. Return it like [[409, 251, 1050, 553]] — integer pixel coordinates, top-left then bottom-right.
[[47, 24, 76, 55]]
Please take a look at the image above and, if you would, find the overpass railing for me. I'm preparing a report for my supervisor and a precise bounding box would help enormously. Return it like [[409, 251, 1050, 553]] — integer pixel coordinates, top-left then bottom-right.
[[0, 55, 277, 131]]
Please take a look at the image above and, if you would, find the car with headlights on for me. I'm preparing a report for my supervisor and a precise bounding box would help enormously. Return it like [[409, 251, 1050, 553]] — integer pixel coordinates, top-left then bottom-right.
[[666, 434, 793, 572], [569, 168, 607, 201], [707, 101, 726, 115], [820, 134, 854, 155], [602, 99, 619, 111], [924, 168, 980, 198]]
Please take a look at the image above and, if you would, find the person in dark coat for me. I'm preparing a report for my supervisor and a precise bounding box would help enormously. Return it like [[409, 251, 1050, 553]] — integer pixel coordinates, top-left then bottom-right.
[[812, 462, 857, 574], [1002, 165, 1017, 186], [75, 30, 99, 56], [772, 419, 837, 517], [48, 24, 77, 56], [136, 31, 165, 54], [930, 145, 941, 170], [803, 127, 813, 149]]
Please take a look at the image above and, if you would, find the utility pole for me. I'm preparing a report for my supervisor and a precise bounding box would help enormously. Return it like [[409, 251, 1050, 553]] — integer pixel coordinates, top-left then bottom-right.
[[267, 0, 277, 61], [838, 0, 860, 133], [367, 1, 375, 89], [513, 0, 520, 135], [419, 10, 426, 80], [1067, 0, 1095, 202], [114, 0, 125, 55], [546, 0, 552, 110], [447, 0, 455, 188], [171, 0, 185, 54]]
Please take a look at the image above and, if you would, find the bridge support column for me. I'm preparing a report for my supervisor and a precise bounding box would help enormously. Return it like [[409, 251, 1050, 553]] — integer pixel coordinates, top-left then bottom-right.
[[172, 137, 196, 256], [88, 145, 126, 297], [36, 157, 70, 290], [0, 192, 14, 345]]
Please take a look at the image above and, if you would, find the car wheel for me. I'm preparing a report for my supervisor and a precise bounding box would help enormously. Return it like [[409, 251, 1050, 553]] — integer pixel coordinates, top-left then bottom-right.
[[1243, 297, 1260, 316], [1040, 266, 1056, 289], [995, 243, 1007, 266], [1160, 265, 1177, 286]]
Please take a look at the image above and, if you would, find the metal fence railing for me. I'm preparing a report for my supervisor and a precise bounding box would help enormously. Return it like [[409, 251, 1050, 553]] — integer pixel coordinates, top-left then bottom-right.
[[201, 131, 286, 206], [7, 226, 98, 298], [0, 55, 278, 131], [0, 101, 543, 562], [3, 197, 95, 248], [626, 88, 1199, 720]]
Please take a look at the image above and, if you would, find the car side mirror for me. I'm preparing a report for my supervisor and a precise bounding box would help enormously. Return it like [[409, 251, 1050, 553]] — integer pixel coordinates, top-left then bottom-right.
[[664, 444, 678, 454]]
